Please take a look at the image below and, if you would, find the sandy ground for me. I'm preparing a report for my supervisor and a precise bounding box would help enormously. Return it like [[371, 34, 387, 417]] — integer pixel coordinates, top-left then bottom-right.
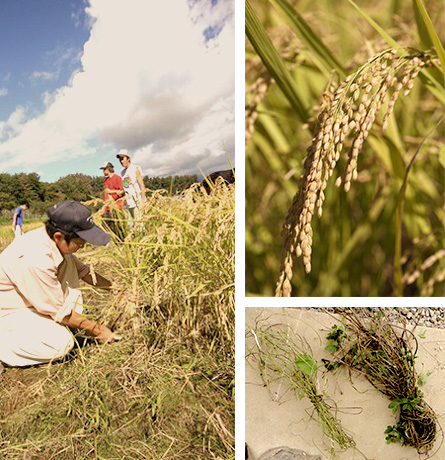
[[245, 307, 445, 460]]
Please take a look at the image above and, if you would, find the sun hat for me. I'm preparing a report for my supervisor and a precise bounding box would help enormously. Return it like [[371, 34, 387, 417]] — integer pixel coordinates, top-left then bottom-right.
[[47, 201, 111, 246], [116, 149, 131, 159], [100, 161, 114, 170]]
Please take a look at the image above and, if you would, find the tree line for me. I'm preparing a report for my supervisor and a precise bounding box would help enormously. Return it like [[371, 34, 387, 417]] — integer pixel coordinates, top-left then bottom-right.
[[0, 172, 198, 216]]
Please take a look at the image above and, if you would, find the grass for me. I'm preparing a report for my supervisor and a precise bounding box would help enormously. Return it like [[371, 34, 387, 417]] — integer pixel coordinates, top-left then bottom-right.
[[0, 183, 234, 459], [246, 316, 356, 458]]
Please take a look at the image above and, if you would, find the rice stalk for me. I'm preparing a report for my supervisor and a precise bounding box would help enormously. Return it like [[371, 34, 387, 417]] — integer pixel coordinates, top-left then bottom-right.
[[87, 183, 235, 349], [276, 48, 439, 296], [393, 115, 444, 295]]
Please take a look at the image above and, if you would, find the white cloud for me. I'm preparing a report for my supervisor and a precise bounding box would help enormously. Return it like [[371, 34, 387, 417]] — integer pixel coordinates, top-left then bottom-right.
[[30, 71, 58, 82], [30, 46, 81, 84], [0, 0, 234, 178], [0, 87, 8, 97]]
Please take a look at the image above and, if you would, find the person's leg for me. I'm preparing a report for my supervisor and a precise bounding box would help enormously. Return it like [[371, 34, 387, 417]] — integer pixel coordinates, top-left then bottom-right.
[[13, 226, 23, 239], [102, 211, 114, 233], [103, 210, 127, 240], [133, 206, 141, 221], [112, 208, 128, 241], [125, 206, 135, 231], [0, 309, 74, 367]]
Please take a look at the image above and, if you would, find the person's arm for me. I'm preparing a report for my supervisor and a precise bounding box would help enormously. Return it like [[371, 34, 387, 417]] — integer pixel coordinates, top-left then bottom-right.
[[81, 271, 112, 288], [135, 168, 146, 204], [104, 188, 124, 194], [11, 211, 18, 230], [105, 175, 125, 197], [60, 310, 116, 342]]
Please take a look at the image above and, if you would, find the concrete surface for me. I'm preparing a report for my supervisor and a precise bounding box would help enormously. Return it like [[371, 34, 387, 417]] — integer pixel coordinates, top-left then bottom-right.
[[245, 308, 445, 460], [258, 447, 322, 460]]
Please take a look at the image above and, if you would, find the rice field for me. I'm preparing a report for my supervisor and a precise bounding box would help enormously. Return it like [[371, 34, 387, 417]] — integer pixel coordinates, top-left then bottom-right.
[[0, 183, 235, 459]]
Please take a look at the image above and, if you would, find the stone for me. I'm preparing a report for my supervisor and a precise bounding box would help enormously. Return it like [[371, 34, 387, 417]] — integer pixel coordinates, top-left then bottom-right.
[[258, 447, 323, 460]]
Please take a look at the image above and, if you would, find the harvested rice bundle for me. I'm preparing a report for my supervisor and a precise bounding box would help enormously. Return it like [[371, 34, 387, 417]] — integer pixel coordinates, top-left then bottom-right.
[[325, 308, 440, 457], [246, 320, 356, 454]]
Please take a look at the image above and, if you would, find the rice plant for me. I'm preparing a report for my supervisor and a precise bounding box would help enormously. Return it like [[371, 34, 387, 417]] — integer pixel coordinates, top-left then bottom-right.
[[0, 183, 234, 459], [275, 49, 440, 296], [246, 0, 444, 297]]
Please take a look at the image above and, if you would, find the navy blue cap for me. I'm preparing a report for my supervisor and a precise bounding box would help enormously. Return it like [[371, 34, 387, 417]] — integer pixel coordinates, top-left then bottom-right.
[[47, 201, 111, 246]]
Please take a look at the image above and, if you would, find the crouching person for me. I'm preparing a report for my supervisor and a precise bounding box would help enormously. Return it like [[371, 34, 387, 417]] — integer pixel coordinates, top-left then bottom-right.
[[0, 200, 118, 368]]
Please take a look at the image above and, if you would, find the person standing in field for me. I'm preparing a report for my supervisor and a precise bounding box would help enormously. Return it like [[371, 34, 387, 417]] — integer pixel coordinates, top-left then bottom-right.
[[116, 149, 146, 219], [0, 200, 119, 370], [100, 161, 125, 239], [11, 202, 30, 239]]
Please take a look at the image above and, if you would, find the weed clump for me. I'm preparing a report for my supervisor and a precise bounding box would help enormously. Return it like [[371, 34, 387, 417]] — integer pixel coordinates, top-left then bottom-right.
[[325, 308, 440, 457], [246, 319, 356, 454], [276, 49, 438, 296]]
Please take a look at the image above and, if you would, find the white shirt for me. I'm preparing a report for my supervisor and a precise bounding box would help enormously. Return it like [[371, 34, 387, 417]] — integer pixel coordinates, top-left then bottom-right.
[[0, 227, 89, 322], [121, 163, 142, 208]]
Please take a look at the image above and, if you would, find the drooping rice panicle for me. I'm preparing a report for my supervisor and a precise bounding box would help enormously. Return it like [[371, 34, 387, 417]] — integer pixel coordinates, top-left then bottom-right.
[[276, 49, 437, 297]]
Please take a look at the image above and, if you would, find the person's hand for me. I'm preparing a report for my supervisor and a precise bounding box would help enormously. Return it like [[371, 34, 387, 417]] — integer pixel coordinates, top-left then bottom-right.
[[93, 323, 121, 343], [112, 287, 138, 303]]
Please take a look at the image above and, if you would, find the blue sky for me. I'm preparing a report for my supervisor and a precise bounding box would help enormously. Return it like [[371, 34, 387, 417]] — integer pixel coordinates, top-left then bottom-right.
[[0, 0, 234, 183], [0, 1, 88, 119]]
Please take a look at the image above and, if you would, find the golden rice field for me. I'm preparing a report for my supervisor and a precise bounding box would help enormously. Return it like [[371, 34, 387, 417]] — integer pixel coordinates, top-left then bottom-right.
[[0, 183, 234, 460]]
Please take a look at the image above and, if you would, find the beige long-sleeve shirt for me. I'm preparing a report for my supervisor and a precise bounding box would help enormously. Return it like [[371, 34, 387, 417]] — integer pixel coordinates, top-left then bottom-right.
[[0, 227, 89, 322]]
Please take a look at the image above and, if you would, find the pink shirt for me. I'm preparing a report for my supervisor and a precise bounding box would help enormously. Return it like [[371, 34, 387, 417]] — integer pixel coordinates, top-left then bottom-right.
[[0, 227, 90, 322]]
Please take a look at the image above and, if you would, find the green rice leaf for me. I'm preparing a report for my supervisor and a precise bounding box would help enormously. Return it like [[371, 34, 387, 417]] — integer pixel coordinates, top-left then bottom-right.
[[368, 134, 406, 181], [346, 0, 399, 49], [413, 0, 445, 76], [418, 74, 445, 103], [393, 117, 443, 295], [246, 0, 308, 121], [413, 0, 433, 49], [439, 145, 445, 168], [269, 0, 346, 78], [347, 0, 445, 99]]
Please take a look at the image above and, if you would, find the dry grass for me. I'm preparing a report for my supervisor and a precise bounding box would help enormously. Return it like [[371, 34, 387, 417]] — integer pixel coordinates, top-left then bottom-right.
[[0, 183, 234, 460]]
